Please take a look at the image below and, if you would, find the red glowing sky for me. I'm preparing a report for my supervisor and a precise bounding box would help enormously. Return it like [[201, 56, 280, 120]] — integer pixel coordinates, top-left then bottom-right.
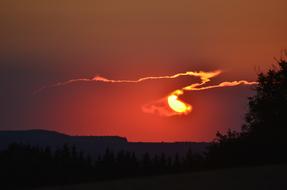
[[0, 0, 287, 141]]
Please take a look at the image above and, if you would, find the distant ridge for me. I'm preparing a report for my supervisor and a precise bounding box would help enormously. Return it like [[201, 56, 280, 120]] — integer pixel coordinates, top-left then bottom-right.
[[0, 129, 68, 137], [0, 129, 208, 158], [0, 129, 127, 139]]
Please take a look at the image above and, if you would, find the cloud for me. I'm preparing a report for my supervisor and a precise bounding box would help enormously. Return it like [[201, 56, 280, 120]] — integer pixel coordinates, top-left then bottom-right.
[[37, 70, 257, 117]]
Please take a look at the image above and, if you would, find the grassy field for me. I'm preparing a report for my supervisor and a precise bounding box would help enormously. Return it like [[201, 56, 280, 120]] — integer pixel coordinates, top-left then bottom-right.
[[38, 164, 287, 190]]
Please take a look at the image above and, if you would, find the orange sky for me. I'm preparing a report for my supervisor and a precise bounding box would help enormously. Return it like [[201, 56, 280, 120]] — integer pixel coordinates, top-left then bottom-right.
[[0, 0, 287, 141]]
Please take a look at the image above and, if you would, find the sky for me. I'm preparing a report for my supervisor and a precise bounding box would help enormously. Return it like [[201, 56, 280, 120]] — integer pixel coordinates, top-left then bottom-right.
[[0, 0, 287, 141]]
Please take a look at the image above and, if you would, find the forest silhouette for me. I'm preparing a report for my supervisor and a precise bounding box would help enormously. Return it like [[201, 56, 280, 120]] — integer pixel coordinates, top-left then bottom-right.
[[1, 59, 287, 188]]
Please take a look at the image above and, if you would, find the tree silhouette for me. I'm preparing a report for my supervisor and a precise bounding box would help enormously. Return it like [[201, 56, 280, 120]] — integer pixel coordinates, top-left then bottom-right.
[[207, 58, 287, 167], [244, 59, 287, 141]]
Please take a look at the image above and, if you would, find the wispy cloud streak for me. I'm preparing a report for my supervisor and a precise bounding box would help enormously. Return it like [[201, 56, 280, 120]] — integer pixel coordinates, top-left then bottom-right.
[[36, 70, 257, 116]]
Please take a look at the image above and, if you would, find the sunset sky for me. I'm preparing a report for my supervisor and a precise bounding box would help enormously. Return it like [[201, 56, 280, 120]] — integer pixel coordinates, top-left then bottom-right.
[[1, 0, 287, 141]]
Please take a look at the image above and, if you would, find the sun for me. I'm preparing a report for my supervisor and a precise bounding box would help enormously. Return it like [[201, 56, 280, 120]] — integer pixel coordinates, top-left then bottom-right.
[[167, 95, 192, 114]]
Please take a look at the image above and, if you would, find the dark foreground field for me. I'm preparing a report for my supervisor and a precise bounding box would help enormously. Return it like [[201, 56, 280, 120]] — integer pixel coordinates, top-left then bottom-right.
[[37, 164, 287, 190]]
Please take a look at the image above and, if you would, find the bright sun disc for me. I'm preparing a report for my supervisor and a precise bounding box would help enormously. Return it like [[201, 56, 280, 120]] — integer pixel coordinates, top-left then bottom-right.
[[167, 95, 192, 114]]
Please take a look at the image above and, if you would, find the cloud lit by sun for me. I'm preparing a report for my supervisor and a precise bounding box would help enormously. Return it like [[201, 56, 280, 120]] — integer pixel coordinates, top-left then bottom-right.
[[37, 69, 257, 117]]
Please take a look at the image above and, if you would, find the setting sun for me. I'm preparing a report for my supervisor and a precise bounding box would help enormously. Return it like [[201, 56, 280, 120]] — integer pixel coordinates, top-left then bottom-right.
[[167, 95, 192, 114]]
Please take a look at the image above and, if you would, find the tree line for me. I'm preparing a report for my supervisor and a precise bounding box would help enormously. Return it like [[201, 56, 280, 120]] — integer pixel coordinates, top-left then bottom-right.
[[0, 143, 204, 188]]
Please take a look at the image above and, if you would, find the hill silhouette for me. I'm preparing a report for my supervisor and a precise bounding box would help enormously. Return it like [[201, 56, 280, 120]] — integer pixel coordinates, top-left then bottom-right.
[[0, 129, 208, 158]]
